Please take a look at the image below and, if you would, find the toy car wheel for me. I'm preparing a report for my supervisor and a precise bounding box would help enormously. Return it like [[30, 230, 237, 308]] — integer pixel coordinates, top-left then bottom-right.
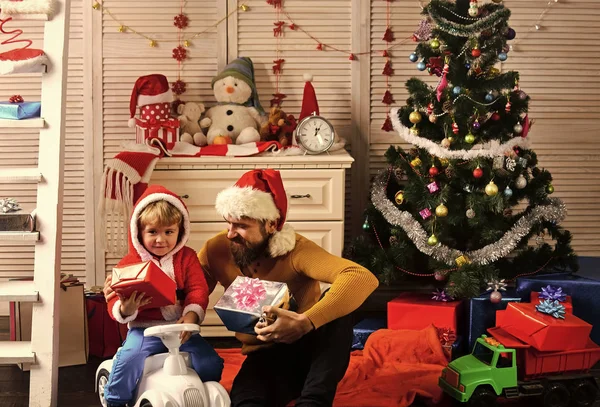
[[469, 386, 497, 407], [544, 382, 570, 407], [139, 400, 153, 407], [570, 380, 598, 407], [96, 368, 110, 407]]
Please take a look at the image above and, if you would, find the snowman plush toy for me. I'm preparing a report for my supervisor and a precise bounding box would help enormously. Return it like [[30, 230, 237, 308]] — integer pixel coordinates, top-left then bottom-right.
[[200, 57, 266, 145]]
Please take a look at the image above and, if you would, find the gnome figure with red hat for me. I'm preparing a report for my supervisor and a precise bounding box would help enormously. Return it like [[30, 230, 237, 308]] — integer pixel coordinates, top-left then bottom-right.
[[197, 168, 379, 406]]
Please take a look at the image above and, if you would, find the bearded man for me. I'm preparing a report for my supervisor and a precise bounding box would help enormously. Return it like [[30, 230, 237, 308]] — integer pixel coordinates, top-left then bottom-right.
[[199, 168, 378, 407]]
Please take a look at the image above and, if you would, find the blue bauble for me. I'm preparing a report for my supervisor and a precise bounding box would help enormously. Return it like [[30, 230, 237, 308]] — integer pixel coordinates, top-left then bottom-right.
[[453, 86, 462, 95], [417, 61, 427, 71], [485, 92, 494, 103], [506, 28, 516, 40], [409, 53, 419, 63], [465, 63, 471, 70], [504, 186, 513, 197], [498, 52, 508, 61]]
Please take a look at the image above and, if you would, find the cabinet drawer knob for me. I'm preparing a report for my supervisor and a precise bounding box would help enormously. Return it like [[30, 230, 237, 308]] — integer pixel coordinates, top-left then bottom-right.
[[290, 194, 311, 199], [179, 194, 189, 199]]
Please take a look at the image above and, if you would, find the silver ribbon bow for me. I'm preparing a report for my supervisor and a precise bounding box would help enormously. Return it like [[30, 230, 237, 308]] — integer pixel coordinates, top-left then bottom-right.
[[0, 198, 21, 213]]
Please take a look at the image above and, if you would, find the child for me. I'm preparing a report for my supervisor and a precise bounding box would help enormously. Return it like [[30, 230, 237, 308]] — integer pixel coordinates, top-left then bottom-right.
[[103, 185, 224, 407]]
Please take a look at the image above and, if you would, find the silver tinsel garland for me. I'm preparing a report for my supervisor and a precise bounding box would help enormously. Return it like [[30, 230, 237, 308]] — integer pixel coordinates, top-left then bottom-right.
[[371, 170, 567, 266]]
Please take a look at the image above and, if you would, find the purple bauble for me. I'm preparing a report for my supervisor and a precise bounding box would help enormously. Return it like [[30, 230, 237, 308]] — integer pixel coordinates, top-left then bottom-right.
[[490, 290, 502, 303], [506, 28, 516, 40], [472, 121, 481, 131]]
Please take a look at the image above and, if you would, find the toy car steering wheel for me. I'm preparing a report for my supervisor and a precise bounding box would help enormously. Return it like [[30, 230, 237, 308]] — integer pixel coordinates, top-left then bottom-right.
[[144, 323, 200, 338]]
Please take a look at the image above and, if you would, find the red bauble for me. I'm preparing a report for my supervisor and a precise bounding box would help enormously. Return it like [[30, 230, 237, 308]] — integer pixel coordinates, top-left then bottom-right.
[[429, 166, 439, 176], [173, 13, 189, 29], [490, 290, 502, 303], [491, 112, 501, 121], [452, 122, 459, 134], [172, 46, 187, 62], [471, 48, 481, 57], [473, 167, 484, 178], [316, 43, 323, 51], [434, 271, 447, 281], [349, 54, 356, 61]]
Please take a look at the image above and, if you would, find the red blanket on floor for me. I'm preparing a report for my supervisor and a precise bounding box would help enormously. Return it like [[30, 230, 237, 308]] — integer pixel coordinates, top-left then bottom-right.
[[216, 325, 448, 407]]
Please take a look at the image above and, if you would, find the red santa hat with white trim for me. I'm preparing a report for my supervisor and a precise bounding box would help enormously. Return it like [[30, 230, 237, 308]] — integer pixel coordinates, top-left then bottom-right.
[[215, 169, 296, 257], [128, 74, 173, 127], [298, 73, 319, 121]]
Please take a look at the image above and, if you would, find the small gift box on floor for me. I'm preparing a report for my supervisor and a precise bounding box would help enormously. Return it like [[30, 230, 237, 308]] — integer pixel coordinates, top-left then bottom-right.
[[387, 291, 463, 333], [516, 268, 600, 345], [497, 302, 592, 351], [352, 318, 386, 350], [466, 289, 522, 350], [214, 276, 294, 335], [0, 200, 36, 232], [0, 95, 41, 120], [111, 260, 176, 310]]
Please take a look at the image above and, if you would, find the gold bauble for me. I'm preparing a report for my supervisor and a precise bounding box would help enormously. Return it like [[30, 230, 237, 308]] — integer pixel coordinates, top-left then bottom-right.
[[411, 158, 422, 167], [546, 184, 555, 194], [447, 136, 454, 143], [395, 191, 405, 205], [183, 40, 191, 47], [149, 40, 157, 47], [440, 158, 449, 167], [240, 4, 250, 11], [430, 39, 440, 49], [409, 125, 419, 135], [118, 25, 126, 33], [429, 114, 437, 123], [427, 234, 439, 246], [435, 204, 448, 217], [409, 111, 422, 124], [92, 2, 100, 9], [485, 181, 499, 196]]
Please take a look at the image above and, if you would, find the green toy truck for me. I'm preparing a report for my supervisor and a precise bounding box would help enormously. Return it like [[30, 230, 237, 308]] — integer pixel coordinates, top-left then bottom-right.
[[439, 327, 600, 407]]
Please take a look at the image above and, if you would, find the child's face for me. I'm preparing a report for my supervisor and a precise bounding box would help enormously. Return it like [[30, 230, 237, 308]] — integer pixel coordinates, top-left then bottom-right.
[[140, 221, 180, 257]]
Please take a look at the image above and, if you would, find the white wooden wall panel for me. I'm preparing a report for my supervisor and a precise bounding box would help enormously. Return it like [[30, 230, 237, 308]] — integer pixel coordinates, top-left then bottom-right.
[[0, 0, 86, 315], [369, 0, 600, 256], [101, 0, 220, 273]]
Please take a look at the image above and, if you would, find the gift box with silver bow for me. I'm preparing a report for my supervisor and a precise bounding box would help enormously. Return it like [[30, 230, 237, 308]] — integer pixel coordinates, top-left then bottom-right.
[[0, 200, 36, 232]]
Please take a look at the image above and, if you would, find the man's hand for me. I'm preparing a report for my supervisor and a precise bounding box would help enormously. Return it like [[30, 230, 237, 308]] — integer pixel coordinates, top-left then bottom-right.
[[254, 306, 314, 344], [177, 311, 199, 344], [119, 291, 152, 317], [103, 274, 116, 303]]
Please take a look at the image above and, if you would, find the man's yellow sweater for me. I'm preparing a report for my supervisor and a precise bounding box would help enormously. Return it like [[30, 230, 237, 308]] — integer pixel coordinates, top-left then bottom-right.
[[198, 230, 379, 353]]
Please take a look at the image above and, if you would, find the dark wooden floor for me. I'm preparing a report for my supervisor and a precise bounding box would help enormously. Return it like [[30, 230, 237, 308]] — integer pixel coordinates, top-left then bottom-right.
[[1, 316, 599, 407]]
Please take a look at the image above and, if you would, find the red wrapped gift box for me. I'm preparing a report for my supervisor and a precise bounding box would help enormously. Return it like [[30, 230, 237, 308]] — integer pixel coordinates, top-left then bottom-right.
[[530, 291, 573, 313], [387, 292, 463, 333], [135, 117, 180, 150], [498, 302, 592, 351], [111, 261, 176, 310]]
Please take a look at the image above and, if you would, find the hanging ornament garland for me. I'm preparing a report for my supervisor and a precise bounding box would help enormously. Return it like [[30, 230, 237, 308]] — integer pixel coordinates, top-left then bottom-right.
[[381, 0, 395, 132], [267, 0, 286, 107], [91, 1, 251, 98]]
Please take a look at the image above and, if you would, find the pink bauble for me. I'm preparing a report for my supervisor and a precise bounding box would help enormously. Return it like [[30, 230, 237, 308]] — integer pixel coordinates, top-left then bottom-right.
[[490, 290, 502, 303], [434, 271, 446, 281]]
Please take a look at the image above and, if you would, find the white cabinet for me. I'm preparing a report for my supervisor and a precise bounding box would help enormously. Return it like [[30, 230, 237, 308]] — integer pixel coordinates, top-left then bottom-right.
[[150, 150, 354, 336]]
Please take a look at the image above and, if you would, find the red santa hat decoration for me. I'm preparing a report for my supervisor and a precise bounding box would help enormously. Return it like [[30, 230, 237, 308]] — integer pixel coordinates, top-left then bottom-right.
[[0, 0, 54, 17], [128, 74, 173, 127], [215, 169, 296, 257], [298, 73, 319, 122]]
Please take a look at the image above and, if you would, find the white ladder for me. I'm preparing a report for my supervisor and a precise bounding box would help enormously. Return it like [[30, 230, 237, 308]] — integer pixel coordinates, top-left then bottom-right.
[[0, 1, 71, 406]]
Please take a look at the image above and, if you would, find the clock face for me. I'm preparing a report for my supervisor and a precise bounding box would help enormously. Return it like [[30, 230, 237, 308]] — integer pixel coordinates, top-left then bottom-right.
[[296, 116, 335, 154]]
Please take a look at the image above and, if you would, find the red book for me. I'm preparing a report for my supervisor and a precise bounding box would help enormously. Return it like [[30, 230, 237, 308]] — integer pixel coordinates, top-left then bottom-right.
[[111, 261, 176, 310], [498, 302, 592, 351], [387, 292, 463, 333]]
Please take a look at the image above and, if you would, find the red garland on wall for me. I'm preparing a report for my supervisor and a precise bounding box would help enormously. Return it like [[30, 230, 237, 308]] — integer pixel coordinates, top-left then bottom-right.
[[381, 0, 395, 132], [268, 0, 286, 107], [171, 1, 188, 97]]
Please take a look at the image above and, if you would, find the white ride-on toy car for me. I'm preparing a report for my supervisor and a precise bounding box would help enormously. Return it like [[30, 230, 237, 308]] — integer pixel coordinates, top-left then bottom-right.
[[96, 323, 230, 407]]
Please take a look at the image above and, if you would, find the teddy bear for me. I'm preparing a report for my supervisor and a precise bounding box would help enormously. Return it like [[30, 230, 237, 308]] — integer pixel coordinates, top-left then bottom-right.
[[177, 101, 207, 146], [200, 57, 266, 145], [259, 106, 297, 147]]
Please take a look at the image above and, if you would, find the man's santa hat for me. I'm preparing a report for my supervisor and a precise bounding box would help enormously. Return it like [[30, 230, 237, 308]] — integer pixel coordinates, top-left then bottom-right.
[[298, 73, 319, 121], [215, 169, 296, 257], [0, 49, 48, 75], [128, 74, 173, 127], [0, 0, 54, 16]]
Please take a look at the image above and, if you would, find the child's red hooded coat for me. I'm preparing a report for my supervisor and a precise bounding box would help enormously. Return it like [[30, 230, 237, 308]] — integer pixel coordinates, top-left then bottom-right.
[[107, 185, 209, 328]]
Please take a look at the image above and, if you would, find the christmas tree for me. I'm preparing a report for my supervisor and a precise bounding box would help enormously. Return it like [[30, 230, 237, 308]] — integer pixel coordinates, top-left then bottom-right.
[[348, 0, 577, 300]]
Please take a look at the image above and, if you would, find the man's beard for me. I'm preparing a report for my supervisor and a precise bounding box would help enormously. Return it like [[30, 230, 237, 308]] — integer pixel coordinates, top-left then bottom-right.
[[230, 234, 270, 269]]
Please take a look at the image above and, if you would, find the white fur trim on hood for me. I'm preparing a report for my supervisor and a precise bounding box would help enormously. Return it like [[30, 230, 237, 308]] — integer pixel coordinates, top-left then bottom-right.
[[268, 223, 296, 257], [215, 186, 280, 222]]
